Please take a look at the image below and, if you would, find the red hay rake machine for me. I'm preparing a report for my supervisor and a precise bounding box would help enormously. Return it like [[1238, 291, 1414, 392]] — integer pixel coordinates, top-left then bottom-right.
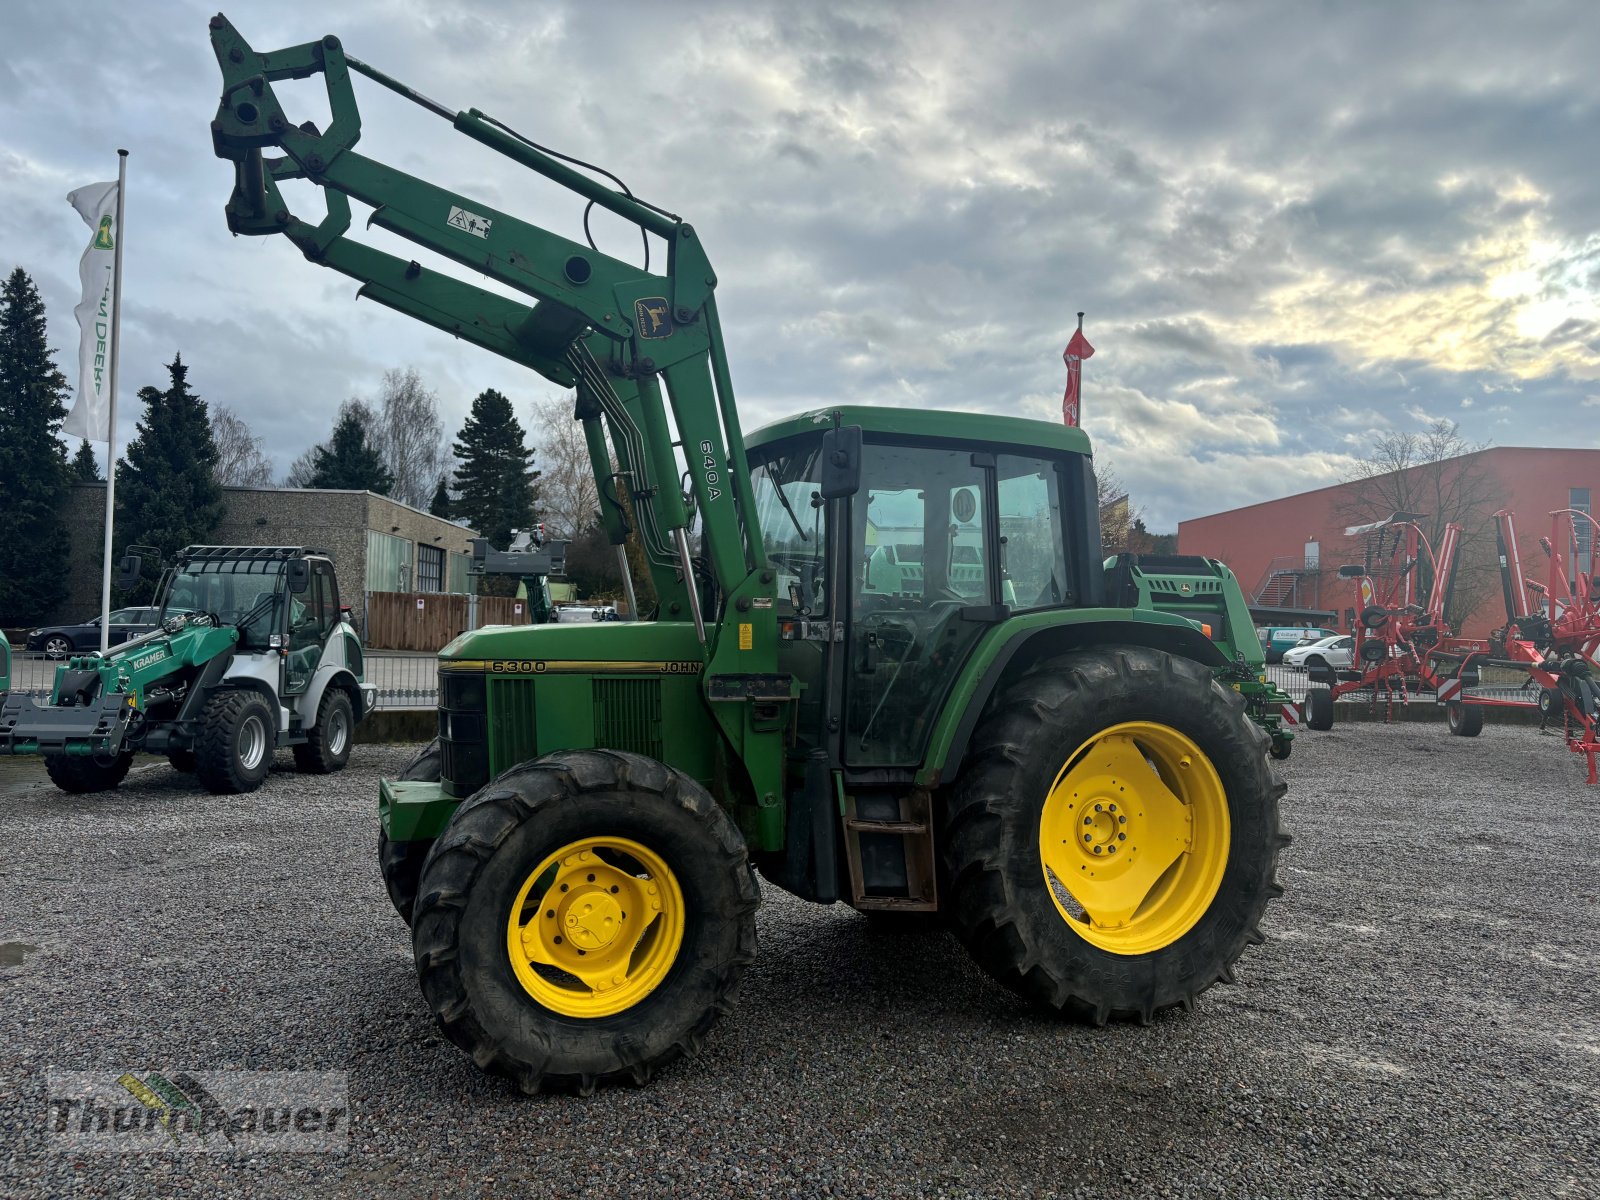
[[1303, 508, 1600, 783]]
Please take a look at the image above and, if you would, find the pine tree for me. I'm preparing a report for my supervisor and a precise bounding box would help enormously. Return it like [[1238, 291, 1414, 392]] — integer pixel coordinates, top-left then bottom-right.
[[72, 439, 101, 481], [428, 474, 451, 519], [308, 402, 394, 494], [116, 354, 226, 601], [452, 388, 535, 546], [0, 267, 71, 624]]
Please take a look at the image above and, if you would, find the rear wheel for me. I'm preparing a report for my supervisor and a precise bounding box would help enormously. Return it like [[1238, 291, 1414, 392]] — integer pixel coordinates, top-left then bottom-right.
[[45, 751, 133, 793], [293, 688, 354, 774], [1305, 687, 1335, 731], [380, 738, 441, 926], [194, 690, 276, 794], [1447, 702, 1484, 737], [411, 749, 759, 1094], [943, 645, 1288, 1023]]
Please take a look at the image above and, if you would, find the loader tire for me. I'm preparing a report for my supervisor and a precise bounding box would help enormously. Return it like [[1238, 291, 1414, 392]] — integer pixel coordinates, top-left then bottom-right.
[[46, 751, 134, 794], [1447, 702, 1484, 737], [194, 690, 275, 795], [411, 749, 759, 1095], [167, 749, 196, 773], [1305, 686, 1335, 730], [943, 645, 1288, 1024], [294, 688, 354, 775], [379, 738, 442, 926]]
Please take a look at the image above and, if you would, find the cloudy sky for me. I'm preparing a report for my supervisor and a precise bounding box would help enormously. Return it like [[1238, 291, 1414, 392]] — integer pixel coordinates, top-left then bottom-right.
[[4, 0, 1598, 529]]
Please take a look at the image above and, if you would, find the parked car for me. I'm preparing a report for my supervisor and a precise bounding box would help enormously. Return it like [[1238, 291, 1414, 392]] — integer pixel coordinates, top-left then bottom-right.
[[1258, 626, 1338, 663], [25, 607, 161, 659], [1282, 634, 1354, 671], [591, 605, 620, 622]]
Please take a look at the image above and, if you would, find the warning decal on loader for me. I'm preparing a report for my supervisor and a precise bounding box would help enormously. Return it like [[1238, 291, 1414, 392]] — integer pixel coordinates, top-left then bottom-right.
[[447, 206, 492, 238]]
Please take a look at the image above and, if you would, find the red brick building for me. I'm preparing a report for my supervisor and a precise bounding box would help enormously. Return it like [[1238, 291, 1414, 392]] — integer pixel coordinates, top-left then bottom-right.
[[1177, 447, 1600, 638]]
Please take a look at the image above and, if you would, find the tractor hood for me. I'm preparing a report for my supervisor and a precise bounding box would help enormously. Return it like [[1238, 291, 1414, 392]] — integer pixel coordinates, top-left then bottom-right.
[[439, 621, 706, 673]]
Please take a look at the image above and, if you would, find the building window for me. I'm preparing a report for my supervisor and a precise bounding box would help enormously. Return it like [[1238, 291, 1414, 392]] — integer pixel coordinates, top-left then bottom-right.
[[366, 530, 412, 593], [417, 543, 445, 593], [1572, 488, 1593, 579]]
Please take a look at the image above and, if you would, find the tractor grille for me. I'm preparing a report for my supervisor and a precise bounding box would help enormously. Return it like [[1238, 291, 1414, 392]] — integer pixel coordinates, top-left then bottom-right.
[[489, 678, 539, 772], [592, 678, 663, 760], [438, 671, 488, 798]]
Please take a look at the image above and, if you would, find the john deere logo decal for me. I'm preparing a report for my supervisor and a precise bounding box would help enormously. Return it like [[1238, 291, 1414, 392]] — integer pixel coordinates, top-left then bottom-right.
[[93, 215, 115, 250], [634, 297, 673, 340]]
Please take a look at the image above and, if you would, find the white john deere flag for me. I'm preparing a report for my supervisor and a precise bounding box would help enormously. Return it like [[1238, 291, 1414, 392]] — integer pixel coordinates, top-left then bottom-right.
[[65, 180, 120, 441]]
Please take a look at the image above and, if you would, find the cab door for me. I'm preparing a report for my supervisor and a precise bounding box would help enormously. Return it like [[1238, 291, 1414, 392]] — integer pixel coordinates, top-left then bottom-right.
[[283, 560, 338, 697]]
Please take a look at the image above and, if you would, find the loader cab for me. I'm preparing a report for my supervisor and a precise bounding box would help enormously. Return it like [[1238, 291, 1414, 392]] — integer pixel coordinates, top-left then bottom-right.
[[158, 547, 343, 695], [747, 408, 1099, 768]]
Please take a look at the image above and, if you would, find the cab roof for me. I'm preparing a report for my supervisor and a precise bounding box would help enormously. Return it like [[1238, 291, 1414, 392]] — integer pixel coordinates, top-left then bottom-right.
[[746, 406, 1093, 457]]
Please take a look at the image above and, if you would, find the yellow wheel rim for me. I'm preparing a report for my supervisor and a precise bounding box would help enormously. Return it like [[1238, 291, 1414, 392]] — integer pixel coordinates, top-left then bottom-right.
[[505, 836, 686, 1019], [1038, 721, 1230, 956]]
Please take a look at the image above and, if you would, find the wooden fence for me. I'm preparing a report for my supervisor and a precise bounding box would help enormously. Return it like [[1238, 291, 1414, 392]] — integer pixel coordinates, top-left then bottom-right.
[[364, 592, 532, 652]]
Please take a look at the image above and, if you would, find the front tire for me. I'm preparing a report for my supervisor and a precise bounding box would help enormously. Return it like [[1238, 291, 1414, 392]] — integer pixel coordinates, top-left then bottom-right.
[[294, 688, 354, 774], [42, 635, 72, 660], [943, 645, 1288, 1023], [411, 750, 759, 1094], [45, 751, 133, 793], [380, 738, 441, 926], [194, 690, 276, 795]]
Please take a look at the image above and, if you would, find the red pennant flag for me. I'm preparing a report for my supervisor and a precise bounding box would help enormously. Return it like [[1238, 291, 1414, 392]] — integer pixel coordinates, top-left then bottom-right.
[[1062, 318, 1095, 427]]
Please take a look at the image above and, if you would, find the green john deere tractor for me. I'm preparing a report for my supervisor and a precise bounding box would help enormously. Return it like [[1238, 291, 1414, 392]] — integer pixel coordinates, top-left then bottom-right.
[[209, 15, 1289, 1096]]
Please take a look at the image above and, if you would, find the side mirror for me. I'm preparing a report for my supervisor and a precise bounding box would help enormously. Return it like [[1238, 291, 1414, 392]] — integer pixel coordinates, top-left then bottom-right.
[[1337, 564, 1366, 579], [114, 554, 142, 591], [818, 425, 863, 500], [287, 559, 310, 593]]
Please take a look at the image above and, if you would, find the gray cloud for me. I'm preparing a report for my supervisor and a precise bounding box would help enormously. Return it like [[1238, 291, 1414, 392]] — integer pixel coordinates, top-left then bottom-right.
[[2, 0, 1598, 529]]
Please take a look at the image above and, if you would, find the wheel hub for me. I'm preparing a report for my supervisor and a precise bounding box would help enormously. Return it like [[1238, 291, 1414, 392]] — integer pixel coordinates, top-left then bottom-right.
[[563, 889, 623, 950]]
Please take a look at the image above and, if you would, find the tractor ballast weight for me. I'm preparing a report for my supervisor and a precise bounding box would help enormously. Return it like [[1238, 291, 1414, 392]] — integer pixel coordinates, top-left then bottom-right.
[[0, 545, 373, 794], [208, 14, 1289, 1096]]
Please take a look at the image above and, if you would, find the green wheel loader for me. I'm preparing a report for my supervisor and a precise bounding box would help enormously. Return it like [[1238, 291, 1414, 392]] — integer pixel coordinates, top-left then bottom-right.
[[0, 545, 373, 794], [208, 14, 1289, 1095]]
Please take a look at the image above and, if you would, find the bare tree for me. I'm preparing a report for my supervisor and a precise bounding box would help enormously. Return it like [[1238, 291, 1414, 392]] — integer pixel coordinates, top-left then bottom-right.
[[1094, 456, 1143, 553], [367, 367, 446, 510], [530, 392, 600, 541], [211, 404, 274, 486], [282, 445, 318, 488], [1337, 419, 1504, 628]]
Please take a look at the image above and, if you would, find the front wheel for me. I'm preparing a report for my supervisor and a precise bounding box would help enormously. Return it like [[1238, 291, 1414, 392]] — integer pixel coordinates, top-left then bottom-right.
[[380, 738, 441, 926], [194, 690, 276, 794], [411, 750, 759, 1094], [943, 645, 1288, 1024], [46, 751, 133, 793], [42, 635, 72, 660]]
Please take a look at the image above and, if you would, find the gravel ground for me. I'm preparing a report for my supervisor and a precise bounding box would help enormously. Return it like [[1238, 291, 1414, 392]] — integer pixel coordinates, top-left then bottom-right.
[[1, 722, 1598, 1199]]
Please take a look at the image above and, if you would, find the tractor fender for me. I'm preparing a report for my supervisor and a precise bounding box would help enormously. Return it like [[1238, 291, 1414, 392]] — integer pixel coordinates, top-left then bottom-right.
[[923, 617, 1230, 787]]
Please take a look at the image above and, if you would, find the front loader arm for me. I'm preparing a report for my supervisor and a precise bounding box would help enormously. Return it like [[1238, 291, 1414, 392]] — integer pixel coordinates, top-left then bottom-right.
[[209, 14, 790, 824]]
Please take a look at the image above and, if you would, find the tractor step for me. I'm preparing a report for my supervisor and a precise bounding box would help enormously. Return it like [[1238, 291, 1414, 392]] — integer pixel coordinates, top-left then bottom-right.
[[840, 788, 938, 911]]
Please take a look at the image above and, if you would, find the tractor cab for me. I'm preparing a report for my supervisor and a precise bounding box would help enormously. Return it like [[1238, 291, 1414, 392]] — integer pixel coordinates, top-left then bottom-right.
[[747, 406, 1099, 768]]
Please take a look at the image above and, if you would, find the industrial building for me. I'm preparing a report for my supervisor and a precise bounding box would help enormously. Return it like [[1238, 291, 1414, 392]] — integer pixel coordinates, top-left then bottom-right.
[[1178, 447, 1600, 638]]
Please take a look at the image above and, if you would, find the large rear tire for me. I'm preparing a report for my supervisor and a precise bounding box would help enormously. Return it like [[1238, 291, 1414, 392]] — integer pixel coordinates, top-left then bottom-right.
[[194, 690, 276, 795], [380, 738, 441, 926], [411, 749, 759, 1094], [167, 749, 196, 773], [45, 751, 134, 794], [943, 645, 1288, 1024], [293, 688, 354, 775], [1305, 686, 1335, 731]]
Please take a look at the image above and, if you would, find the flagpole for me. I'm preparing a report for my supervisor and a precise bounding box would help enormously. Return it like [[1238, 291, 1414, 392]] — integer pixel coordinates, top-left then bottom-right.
[[97, 149, 128, 654]]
